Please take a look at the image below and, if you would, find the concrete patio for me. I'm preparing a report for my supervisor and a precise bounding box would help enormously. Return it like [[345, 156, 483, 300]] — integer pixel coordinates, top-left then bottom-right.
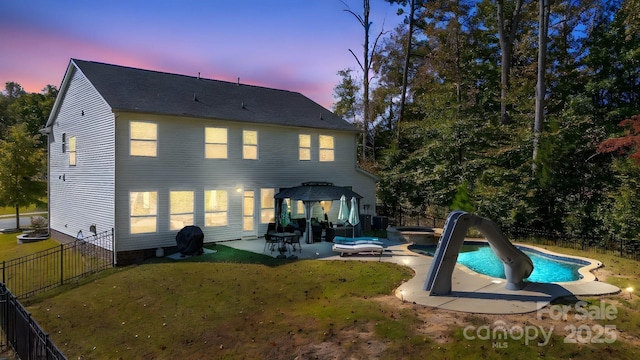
[[220, 236, 621, 314]]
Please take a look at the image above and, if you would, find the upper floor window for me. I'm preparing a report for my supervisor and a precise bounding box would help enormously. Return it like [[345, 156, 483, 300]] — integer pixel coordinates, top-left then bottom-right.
[[205, 190, 228, 227], [205, 127, 228, 159], [299, 134, 311, 161], [260, 188, 275, 223], [243, 130, 258, 160], [170, 191, 194, 231], [130, 121, 157, 157], [68, 136, 77, 166], [319, 135, 334, 162], [130, 191, 157, 234]]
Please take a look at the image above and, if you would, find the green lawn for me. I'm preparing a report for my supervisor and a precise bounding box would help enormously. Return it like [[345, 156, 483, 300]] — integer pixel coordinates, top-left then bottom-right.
[[0, 203, 47, 217], [3, 237, 637, 359], [0, 232, 58, 261]]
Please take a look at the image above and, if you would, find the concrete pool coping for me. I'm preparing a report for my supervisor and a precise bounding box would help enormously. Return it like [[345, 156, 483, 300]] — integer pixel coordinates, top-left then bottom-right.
[[393, 241, 620, 314], [221, 237, 621, 314]]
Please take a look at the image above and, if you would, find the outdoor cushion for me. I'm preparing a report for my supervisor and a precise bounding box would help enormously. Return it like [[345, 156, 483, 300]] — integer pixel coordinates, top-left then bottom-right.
[[332, 243, 384, 256], [333, 236, 383, 246]]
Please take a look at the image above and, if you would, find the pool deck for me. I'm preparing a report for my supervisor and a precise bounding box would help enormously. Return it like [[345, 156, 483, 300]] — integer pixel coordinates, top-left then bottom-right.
[[218, 237, 621, 314]]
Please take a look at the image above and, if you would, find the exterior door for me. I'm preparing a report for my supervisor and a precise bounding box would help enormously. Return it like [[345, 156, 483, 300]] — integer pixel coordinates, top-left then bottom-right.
[[243, 190, 256, 237]]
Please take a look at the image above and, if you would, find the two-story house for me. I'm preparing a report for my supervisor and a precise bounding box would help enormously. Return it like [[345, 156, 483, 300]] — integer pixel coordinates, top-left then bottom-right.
[[42, 59, 377, 264]]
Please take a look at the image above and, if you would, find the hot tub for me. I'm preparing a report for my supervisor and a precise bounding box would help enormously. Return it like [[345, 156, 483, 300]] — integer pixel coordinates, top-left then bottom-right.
[[386, 226, 437, 244]]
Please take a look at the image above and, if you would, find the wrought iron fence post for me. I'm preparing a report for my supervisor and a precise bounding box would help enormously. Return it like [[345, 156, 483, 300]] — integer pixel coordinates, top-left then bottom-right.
[[60, 244, 64, 287]]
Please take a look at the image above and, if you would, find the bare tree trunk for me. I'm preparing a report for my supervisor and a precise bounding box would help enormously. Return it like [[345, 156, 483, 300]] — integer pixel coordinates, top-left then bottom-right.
[[362, 0, 370, 161], [345, 0, 385, 163], [397, 0, 416, 140], [533, 0, 550, 170], [15, 204, 21, 230], [497, 0, 524, 125]]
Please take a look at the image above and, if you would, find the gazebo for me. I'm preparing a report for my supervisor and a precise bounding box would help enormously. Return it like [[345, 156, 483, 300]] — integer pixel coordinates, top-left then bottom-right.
[[274, 182, 362, 243]]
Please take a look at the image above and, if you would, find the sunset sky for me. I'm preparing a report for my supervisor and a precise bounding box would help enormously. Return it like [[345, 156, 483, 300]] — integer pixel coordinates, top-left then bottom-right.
[[0, 0, 403, 108]]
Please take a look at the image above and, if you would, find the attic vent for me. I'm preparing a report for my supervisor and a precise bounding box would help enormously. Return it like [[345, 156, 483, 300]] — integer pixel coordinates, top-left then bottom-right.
[[241, 102, 246, 109], [198, 72, 201, 79], [320, 113, 324, 120], [237, 77, 240, 85], [193, 93, 198, 101]]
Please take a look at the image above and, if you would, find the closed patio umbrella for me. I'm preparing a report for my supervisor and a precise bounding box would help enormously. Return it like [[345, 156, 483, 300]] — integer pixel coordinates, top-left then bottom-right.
[[348, 197, 359, 238], [337, 195, 349, 224], [279, 201, 290, 232]]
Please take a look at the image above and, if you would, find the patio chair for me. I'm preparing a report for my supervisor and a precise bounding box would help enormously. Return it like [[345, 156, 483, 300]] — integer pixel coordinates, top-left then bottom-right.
[[286, 231, 302, 253], [312, 224, 322, 243], [264, 233, 279, 253]]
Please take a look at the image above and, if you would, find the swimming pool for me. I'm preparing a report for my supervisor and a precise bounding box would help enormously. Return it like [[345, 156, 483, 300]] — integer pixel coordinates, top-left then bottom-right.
[[409, 243, 591, 283]]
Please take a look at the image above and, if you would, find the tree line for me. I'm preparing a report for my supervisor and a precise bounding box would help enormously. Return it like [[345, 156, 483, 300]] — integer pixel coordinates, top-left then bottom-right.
[[0, 82, 56, 229], [333, 0, 640, 240]]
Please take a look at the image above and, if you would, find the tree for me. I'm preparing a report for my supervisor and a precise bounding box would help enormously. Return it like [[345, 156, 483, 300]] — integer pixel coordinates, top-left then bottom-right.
[[1, 82, 57, 140], [0, 82, 26, 136], [598, 115, 640, 164], [332, 68, 360, 122], [0, 123, 47, 229], [386, 0, 419, 139], [496, 0, 526, 125], [344, 0, 386, 161], [532, 0, 551, 169]]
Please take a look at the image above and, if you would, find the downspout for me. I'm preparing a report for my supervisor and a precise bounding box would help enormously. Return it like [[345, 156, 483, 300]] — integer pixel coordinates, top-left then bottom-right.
[[38, 126, 52, 237]]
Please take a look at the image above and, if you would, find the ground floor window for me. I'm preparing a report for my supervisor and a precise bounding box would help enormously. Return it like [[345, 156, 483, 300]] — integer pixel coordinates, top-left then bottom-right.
[[260, 188, 275, 223], [170, 191, 194, 230], [205, 189, 228, 227], [130, 191, 157, 234]]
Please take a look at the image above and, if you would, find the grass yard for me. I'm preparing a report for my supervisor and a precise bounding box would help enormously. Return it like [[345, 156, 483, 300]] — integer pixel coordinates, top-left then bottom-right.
[[0, 232, 58, 261], [0, 203, 47, 217], [3, 238, 638, 359]]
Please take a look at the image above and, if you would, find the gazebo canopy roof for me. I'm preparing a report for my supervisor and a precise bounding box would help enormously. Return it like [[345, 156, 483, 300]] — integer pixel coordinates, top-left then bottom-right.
[[274, 182, 362, 202]]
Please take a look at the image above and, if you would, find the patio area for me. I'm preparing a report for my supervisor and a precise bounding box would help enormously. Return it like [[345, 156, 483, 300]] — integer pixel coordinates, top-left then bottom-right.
[[221, 236, 621, 314]]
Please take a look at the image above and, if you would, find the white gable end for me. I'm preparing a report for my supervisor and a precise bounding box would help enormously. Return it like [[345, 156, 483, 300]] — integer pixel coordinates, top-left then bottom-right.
[[48, 65, 116, 245]]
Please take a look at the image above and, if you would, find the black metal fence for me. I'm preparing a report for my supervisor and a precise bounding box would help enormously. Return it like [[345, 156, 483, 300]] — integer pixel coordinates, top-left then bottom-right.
[[398, 215, 640, 261], [506, 227, 640, 261], [1, 229, 114, 299], [0, 283, 66, 359], [0, 230, 114, 358]]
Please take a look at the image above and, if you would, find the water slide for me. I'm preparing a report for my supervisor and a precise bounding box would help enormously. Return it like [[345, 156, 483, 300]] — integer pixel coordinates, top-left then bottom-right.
[[424, 211, 534, 295]]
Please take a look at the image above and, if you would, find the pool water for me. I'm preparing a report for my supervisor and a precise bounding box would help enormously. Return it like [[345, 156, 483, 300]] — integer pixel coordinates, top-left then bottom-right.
[[411, 244, 586, 283]]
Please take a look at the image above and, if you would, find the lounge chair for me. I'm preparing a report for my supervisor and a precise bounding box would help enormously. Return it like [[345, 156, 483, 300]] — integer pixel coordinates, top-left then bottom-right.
[[332, 243, 384, 257]]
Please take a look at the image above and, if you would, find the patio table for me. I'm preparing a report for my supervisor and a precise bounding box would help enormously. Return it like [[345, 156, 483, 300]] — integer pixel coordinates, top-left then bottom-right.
[[269, 232, 296, 258]]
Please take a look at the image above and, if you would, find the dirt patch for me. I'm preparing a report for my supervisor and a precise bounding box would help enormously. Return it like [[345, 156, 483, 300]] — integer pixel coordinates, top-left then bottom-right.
[[373, 292, 640, 348]]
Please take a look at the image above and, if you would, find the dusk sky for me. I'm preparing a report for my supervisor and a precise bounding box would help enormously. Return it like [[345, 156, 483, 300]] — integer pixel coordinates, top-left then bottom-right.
[[1, 0, 403, 109]]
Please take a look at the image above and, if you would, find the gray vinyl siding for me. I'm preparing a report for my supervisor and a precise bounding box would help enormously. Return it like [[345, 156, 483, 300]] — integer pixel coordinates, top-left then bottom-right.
[[48, 68, 115, 247], [114, 113, 376, 251]]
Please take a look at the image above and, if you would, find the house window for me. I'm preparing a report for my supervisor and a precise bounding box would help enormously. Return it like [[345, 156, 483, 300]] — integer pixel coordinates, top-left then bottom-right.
[[130, 191, 157, 234], [170, 191, 194, 231], [296, 200, 304, 217], [205, 127, 228, 159], [68, 136, 77, 166], [130, 121, 157, 157], [243, 130, 258, 160], [205, 190, 228, 227], [319, 135, 334, 162], [62, 133, 66, 153], [299, 134, 311, 161], [260, 188, 275, 223]]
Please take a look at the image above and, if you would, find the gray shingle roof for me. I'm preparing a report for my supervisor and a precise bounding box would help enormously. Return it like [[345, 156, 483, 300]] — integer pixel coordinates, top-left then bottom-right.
[[72, 59, 357, 132], [274, 182, 363, 201]]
